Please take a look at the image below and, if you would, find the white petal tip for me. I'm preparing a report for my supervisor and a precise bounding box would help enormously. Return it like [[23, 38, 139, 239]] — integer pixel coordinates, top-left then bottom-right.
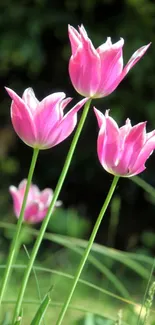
[[105, 109, 110, 117], [9, 186, 17, 193]]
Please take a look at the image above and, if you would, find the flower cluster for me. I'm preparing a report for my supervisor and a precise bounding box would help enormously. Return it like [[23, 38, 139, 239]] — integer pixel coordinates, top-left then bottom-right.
[[6, 24, 155, 222], [3, 23, 155, 325]]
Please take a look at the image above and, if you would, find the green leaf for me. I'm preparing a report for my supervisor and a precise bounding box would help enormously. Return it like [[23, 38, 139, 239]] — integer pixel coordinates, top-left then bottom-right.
[[68, 246, 131, 300], [30, 291, 51, 325], [0, 264, 137, 306]]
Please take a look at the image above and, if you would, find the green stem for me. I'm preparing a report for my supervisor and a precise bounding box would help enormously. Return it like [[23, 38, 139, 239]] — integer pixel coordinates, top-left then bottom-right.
[[11, 228, 24, 267], [12, 99, 92, 322], [56, 175, 119, 325], [132, 176, 155, 198], [0, 148, 39, 307]]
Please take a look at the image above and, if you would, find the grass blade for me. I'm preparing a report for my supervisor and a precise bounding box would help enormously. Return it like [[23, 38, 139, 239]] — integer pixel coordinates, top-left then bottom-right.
[[30, 291, 51, 325], [0, 222, 151, 279], [23, 245, 42, 303], [132, 176, 155, 198], [0, 264, 149, 309], [1, 299, 130, 325]]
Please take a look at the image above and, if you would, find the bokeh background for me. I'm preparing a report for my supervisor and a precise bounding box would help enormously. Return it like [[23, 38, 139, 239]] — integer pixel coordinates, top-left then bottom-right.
[[1, 0, 155, 323]]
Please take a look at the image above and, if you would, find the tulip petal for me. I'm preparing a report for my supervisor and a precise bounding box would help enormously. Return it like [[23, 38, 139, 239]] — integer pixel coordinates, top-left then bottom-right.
[[9, 186, 21, 217], [103, 113, 120, 169], [94, 108, 106, 166], [128, 165, 146, 177], [18, 179, 27, 191], [69, 28, 101, 97], [94, 107, 105, 128], [118, 119, 132, 155], [125, 122, 146, 167], [45, 98, 88, 148], [22, 88, 39, 113], [146, 130, 155, 140], [95, 109, 120, 170], [60, 97, 72, 110], [103, 44, 150, 97], [18, 179, 40, 203], [68, 25, 82, 56], [24, 202, 40, 223], [40, 188, 53, 206], [96, 43, 150, 97], [97, 38, 124, 96], [34, 92, 66, 147], [36, 207, 50, 223], [131, 136, 155, 175], [97, 124, 106, 166], [37, 92, 66, 116], [119, 119, 132, 138], [98, 38, 124, 54], [116, 122, 146, 174], [6, 87, 37, 146], [122, 43, 151, 77], [27, 185, 40, 202], [11, 103, 37, 146], [6, 88, 32, 116]]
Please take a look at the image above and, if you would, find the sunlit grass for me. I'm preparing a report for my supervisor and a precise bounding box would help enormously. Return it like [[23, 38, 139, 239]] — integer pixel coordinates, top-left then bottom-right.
[[0, 246, 155, 324], [1, 173, 155, 325]]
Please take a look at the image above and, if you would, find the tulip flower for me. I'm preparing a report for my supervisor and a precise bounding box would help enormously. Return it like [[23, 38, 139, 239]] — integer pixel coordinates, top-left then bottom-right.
[[9, 179, 61, 223], [68, 24, 150, 98], [94, 108, 155, 177], [6, 87, 87, 149]]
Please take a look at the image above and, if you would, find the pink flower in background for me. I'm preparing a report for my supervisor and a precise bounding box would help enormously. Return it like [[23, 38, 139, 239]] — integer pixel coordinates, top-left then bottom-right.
[[68, 24, 150, 98], [9, 179, 61, 223], [6, 87, 88, 149], [94, 108, 155, 177]]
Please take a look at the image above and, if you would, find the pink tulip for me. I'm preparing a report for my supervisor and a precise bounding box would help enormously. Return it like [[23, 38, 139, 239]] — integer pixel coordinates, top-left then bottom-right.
[[6, 87, 88, 149], [68, 25, 150, 98], [9, 179, 61, 223], [94, 108, 155, 177]]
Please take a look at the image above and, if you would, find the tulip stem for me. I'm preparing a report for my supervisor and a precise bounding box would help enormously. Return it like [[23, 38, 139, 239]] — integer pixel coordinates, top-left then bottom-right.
[[12, 98, 92, 322], [0, 147, 39, 308], [56, 175, 119, 325]]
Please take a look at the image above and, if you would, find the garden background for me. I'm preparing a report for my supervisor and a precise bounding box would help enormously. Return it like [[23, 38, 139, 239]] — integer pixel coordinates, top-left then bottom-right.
[[0, 0, 155, 323]]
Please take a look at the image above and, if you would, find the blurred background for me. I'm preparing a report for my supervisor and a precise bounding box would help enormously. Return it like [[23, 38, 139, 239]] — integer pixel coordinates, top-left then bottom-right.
[[1, 0, 155, 323]]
